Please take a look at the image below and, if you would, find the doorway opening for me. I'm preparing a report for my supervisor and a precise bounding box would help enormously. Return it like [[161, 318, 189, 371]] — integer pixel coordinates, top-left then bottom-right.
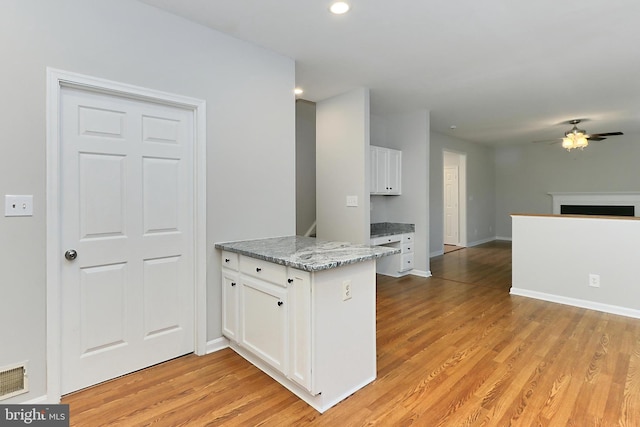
[[443, 150, 467, 251]]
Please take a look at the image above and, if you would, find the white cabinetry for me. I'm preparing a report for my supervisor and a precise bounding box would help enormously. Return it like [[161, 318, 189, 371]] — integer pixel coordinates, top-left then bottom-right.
[[370, 232, 414, 276], [221, 251, 239, 341], [221, 252, 312, 392], [239, 276, 288, 373], [370, 146, 401, 195], [220, 251, 376, 413]]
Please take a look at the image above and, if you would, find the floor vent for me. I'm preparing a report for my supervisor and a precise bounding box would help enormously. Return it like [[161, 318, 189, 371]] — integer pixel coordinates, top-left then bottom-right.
[[0, 362, 28, 400]]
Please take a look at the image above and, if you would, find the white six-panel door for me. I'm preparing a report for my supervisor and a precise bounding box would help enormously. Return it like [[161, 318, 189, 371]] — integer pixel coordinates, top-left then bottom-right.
[[59, 86, 195, 394]]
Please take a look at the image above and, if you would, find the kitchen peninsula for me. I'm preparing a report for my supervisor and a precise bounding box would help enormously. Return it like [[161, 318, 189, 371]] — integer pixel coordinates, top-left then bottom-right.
[[215, 236, 398, 413]]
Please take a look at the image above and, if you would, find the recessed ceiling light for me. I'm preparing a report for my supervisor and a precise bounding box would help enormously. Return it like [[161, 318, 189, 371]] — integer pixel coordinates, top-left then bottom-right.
[[330, 2, 350, 15], [450, 125, 457, 130], [294, 88, 304, 95]]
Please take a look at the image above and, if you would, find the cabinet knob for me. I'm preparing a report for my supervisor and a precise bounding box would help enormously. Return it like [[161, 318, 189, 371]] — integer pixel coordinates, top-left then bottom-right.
[[225, 258, 230, 263], [287, 278, 293, 283], [256, 267, 262, 272], [231, 282, 236, 287], [277, 301, 283, 306]]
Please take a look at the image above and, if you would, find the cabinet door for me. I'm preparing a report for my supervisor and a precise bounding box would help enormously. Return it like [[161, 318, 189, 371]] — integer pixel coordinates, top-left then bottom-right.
[[370, 147, 378, 194], [287, 268, 312, 392], [387, 149, 401, 195], [222, 271, 239, 341], [375, 147, 389, 193], [239, 277, 288, 374]]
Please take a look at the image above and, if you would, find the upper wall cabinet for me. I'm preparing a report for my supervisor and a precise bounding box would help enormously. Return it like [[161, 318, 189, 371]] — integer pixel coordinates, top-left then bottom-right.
[[370, 146, 401, 195]]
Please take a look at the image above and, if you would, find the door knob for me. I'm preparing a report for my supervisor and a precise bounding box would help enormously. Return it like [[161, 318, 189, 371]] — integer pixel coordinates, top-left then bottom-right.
[[65, 249, 78, 261]]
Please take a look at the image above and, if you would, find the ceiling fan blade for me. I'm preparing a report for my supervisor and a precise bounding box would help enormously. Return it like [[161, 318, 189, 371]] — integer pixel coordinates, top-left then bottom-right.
[[532, 138, 562, 143], [589, 131, 624, 137], [587, 136, 606, 141]]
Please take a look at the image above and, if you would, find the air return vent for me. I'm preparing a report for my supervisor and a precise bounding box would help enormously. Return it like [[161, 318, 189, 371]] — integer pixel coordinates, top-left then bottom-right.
[[0, 362, 28, 400]]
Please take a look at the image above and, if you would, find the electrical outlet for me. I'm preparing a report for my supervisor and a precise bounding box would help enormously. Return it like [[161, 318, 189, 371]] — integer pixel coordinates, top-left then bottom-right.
[[342, 280, 352, 301], [589, 274, 600, 288]]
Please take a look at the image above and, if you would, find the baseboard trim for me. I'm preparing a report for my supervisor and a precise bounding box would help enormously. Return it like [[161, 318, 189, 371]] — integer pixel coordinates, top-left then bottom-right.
[[25, 394, 51, 404], [495, 236, 512, 241], [206, 337, 230, 354], [467, 236, 496, 247], [510, 287, 640, 319], [410, 270, 432, 278]]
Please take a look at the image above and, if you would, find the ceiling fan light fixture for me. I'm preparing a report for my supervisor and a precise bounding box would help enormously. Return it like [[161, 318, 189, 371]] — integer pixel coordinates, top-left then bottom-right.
[[562, 133, 589, 151], [330, 1, 350, 14]]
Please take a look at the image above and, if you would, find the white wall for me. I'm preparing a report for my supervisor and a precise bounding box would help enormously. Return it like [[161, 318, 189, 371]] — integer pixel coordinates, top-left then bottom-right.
[[511, 215, 640, 317], [430, 132, 496, 254], [370, 111, 430, 274], [296, 100, 317, 235], [495, 134, 640, 238], [0, 0, 295, 402], [316, 88, 370, 244]]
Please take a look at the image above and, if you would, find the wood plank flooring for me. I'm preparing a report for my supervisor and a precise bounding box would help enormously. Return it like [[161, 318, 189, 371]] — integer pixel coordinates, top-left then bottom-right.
[[63, 241, 640, 426]]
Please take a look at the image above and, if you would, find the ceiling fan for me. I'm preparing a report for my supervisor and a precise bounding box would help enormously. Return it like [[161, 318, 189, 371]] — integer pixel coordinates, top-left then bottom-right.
[[534, 119, 624, 151]]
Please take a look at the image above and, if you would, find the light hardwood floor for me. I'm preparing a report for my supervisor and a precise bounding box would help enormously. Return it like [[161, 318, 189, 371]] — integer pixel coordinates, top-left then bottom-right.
[[63, 241, 640, 426]]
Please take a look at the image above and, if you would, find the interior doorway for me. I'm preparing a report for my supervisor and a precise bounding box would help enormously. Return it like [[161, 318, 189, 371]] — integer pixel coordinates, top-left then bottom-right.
[[443, 150, 467, 250]]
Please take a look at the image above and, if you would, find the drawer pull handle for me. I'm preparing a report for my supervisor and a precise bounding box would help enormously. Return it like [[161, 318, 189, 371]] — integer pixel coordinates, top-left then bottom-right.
[[231, 282, 236, 287], [287, 278, 293, 283], [277, 301, 283, 307], [256, 267, 262, 272], [225, 258, 230, 263]]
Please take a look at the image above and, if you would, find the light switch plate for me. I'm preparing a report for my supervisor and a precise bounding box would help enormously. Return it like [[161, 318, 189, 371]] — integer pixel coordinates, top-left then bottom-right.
[[5, 195, 33, 217], [346, 195, 358, 207]]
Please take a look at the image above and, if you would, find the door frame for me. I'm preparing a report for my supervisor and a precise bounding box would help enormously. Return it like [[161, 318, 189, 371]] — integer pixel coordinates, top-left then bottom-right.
[[442, 149, 467, 247], [46, 68, 207, 402]]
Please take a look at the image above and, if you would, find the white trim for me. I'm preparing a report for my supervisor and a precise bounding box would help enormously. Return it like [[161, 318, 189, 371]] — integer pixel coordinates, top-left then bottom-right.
[[410, 270, 432, 278], [430, 250, 444, 258], [206, 337, 230, 354], [548, 191, 640, 216], [467, 236, 495, 247], [46, 68, 207, 402], [495, 236, 512, 241], [510, 288, 640, 319], [25, 395, 51, 404]]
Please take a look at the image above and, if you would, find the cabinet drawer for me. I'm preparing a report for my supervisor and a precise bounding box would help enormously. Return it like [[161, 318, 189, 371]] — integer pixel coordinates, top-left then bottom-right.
[[221, 251, 239, 271], [400, 253, 414, 272], [370, 234, 401, 245], [240, 256, 287, 286], [402, 233, 414, 243], [401, 243, 413, 254]]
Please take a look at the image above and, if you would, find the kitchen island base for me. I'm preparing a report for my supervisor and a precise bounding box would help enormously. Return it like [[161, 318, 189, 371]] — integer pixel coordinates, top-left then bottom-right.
[[229, 260, 376, 413], [216, 236, 397, 412]]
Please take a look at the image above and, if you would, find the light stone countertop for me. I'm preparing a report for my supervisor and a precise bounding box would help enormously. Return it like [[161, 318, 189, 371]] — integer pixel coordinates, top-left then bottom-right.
[[215, 236, 399, 272], [370, 222, 415, 238]]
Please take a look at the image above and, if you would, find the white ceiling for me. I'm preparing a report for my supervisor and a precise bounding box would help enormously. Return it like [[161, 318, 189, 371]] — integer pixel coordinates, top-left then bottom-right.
[[139, 0, 640, 145]]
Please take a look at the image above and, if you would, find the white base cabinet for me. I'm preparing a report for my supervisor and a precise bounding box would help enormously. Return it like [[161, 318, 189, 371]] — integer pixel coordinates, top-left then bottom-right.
[[221, 251, 376, 413], [370, 232, 414, 277]]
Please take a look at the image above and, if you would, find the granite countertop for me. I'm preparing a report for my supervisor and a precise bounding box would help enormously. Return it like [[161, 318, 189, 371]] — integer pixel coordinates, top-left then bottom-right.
[[370, 222, 415, 238], [215, 236, 399, 272]]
